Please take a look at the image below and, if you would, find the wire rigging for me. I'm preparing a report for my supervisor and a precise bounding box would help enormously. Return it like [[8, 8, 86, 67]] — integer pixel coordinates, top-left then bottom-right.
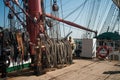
[[91, 0, 101, 30], [64, 0, 88, 19], [96, 0, 109, 32], [67, 0, 87, 34], [100, 4, 117, 34], [110, 7, 119, 32], [89, 0, 102, 37], [60, 0, 65, 37], [81, 0, 101, 38], [85, 0, 95, 38]]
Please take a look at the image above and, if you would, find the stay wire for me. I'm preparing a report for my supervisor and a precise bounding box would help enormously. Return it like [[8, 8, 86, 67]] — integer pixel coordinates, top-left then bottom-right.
[[68, 0, 86, 34], [86, 0, 95, 38], [111, 8, 119, 31], [64, 0, 88, 19], [60, 0, 65, 37], [100, 4, 116, 33]]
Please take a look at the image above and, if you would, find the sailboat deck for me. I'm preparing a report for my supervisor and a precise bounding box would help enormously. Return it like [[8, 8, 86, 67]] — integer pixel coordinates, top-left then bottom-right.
[[7, 59, 120, 80]]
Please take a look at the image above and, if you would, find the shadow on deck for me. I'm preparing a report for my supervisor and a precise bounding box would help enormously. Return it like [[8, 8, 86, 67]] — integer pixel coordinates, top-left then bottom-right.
[[103, 71, 120, 74]]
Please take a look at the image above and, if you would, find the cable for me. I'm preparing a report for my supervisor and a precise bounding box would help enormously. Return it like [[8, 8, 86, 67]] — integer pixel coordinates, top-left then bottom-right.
[[60, 0, 65, 37], [68, 3, 86, 34], [100, 4, 116, 34], [62, 0, 71, 7], [73, 1, 86, 22], [111, 10, 119, 32], [64, 0, 88, 19], [96, 0, 109, 34], [83, 0, 95, 38], [89, 0, 102, 37]]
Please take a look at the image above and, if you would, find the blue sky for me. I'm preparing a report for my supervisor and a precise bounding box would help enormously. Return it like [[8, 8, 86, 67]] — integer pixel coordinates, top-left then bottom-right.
[[0, 0, 117, 38], [0, 0, 8, 27]]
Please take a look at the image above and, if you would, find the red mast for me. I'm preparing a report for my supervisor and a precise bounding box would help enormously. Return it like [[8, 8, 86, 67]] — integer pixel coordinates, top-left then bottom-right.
[[27, 0, 44, 55]]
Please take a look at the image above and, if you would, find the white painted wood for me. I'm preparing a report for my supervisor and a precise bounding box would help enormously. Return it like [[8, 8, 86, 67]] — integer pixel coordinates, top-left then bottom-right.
[[81, 39, 96, 58]]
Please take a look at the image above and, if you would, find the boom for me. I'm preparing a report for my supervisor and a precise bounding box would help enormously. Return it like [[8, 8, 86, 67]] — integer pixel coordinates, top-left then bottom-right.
[[45, 14, 97, 35]]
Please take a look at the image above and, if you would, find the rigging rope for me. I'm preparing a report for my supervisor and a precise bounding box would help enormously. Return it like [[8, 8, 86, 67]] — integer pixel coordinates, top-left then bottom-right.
[[100, 4, 116, 33], [48, 0, 61, 39], [64, 0, 88, 19], [85, 0, 95, 38], [62, 0, 71, 7], [80, 0, 101, 38], [96, 0, 108, 31], [111, 7, 119, 32], [68, 0, 87, 34], [89, 0, 102, 37], [60, 0, 65, 37]]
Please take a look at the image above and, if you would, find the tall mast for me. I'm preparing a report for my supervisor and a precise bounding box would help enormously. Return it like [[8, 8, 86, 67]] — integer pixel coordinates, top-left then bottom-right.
[[27, 0, 44, 55]]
